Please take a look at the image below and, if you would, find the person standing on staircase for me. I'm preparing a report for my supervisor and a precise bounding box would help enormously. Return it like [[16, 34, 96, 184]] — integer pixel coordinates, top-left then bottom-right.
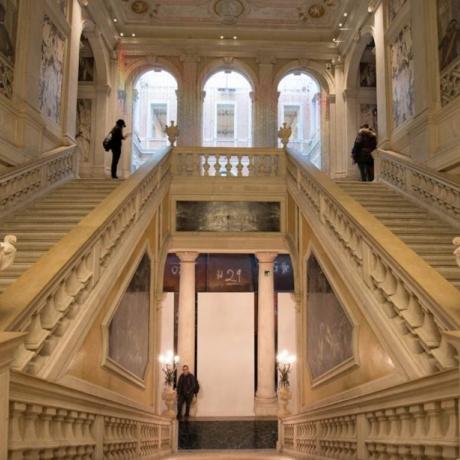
[[176, 365, 199, 420], [109, 119, 128, 179], [351, 124, 377, 182]]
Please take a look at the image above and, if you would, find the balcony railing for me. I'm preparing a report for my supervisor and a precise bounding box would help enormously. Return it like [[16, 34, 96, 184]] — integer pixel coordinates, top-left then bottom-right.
[[0, 145, 78, 218], [171, 146, 286, 177]]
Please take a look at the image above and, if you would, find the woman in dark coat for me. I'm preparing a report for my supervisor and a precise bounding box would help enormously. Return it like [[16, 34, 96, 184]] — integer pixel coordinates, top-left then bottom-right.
[[351, 124, 377, 182], [110, 119, 126, 179]]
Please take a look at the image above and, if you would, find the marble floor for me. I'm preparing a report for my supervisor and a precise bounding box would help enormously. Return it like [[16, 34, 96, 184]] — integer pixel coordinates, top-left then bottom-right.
[[166, 451, 297, 459]]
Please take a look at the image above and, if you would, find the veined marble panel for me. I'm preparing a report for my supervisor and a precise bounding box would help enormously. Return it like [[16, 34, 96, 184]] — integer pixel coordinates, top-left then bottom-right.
[[76, 99, 92, 163], [306, 254, 354, 384], [390, 23, 415, 128], [38, 15, 65, 124]]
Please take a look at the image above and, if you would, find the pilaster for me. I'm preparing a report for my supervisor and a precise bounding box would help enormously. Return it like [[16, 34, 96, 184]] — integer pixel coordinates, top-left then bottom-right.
[[0, 332, 26, 460]]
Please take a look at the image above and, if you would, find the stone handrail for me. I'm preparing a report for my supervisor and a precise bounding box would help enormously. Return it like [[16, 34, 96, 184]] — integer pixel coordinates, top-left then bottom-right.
[[287, 150, 460, 376], [0, 147, 171, 376], [279, 369, 459, 459], [172, 146, 285, 177], [8, 371, 173, 459], [0, 145, 78, 218], [375, 149, 460, 228]]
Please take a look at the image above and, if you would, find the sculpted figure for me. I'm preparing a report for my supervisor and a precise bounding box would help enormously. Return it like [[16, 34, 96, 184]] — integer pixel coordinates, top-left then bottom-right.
[[0, 234, 17, 271], [453, 237, 460, 267]]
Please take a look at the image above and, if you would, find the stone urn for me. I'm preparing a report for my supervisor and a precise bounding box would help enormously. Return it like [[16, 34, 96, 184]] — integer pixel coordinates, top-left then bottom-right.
[[161, 385, 176, 418], [277, 122, 292, 148], [164, 121, 179, 146], [277, 386, 292, 418]]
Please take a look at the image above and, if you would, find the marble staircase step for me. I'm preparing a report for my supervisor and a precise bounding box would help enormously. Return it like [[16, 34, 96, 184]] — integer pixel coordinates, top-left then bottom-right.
[[0, 178, 119, 293], [336, 179, 460, 291]]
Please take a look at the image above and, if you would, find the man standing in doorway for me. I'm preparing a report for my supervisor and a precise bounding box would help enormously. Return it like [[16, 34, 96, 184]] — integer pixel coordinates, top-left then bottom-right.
[[176, 364, 199, 420], [351, 124, 377, 182]]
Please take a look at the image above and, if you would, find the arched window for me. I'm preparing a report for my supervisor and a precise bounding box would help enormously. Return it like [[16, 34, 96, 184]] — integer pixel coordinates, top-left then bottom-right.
[[278, 73, 321, 168], [202, 71, 252, 147], [132, 70, 178, 165]]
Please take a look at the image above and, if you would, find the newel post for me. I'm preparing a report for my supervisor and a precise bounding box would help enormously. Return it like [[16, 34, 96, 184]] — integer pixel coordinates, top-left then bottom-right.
[[0, 332, 26, 460]]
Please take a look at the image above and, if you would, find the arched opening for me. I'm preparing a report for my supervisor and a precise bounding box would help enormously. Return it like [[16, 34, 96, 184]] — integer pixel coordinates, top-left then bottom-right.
[[357, 37, 377, 134], [277, 72, 321, 168], [132, 69, 178, 168], [202, 70, 253, 147]]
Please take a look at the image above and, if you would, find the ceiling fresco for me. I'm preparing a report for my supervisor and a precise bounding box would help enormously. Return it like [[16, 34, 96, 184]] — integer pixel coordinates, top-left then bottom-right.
[[106, 0, 350, 32]]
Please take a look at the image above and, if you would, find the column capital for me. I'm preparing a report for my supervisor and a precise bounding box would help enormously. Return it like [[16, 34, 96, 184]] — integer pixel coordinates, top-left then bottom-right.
[[256, 252, 278, 264], [176, 251, 199, 263]]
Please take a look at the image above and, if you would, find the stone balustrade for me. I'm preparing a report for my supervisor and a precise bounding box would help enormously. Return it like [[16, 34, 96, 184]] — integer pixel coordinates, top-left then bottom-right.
[[172, 146, 285, 177], [280, 371, 459, 459], [375, 149, 460, 227], [0, 148, 171, 378], [0, 145, 78, 218], [287, 151, 460, 376], [6, 373, 172, 460]]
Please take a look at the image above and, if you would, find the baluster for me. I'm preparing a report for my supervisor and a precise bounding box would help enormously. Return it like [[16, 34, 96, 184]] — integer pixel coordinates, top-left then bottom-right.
[[409, 404, 426, 440], [236, 156, 244, 176], [226, 154, 232, 176], [203, 154, 210, 176], [424, 401, 443, 440], [9, 401, 27, 447]]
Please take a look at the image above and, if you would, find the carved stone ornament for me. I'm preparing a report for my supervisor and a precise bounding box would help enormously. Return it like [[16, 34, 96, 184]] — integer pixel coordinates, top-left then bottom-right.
[[131, 0, 149, 14], [308, 4, 326, 18], [213, 0, 245, 25]]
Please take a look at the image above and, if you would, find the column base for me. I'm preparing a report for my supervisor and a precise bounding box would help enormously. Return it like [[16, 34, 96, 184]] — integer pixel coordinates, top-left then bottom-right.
[[254, 395, 278, 416]]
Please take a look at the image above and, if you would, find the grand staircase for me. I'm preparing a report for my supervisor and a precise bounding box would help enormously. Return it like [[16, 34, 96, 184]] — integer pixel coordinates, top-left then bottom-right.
[[336, 180, 460, 290], [0, 178, 119, 295]]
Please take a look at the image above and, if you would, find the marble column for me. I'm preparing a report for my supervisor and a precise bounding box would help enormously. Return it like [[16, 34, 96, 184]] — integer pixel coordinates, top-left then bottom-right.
[[255, 252, 277, 416], [177, 252, 198, 372]]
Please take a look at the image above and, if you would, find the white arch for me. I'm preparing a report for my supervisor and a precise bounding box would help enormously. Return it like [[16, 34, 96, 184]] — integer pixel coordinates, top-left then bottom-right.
[[199, 58, 258, 92]]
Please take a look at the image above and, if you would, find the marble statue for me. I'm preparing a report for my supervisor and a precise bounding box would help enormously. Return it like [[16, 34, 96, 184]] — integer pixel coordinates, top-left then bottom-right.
[[278, 122, 292, 147], [164, 120, 179, 146], [0, 234, 17, 271], [453, 236, 460, 267]]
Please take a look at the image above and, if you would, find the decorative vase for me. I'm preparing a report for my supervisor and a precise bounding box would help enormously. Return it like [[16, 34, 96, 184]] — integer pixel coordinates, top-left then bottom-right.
[[277, 386, 291, 418], [161, 385, 176, 418]]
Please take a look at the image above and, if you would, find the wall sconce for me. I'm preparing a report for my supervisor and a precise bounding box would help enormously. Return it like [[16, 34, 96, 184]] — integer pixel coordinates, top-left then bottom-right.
[[159, 350, 179, 387], [276, 349, 296, 388]]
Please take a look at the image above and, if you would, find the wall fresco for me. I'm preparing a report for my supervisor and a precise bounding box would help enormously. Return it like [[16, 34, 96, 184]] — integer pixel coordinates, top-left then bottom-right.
[[390, 23, 415, 128], [38, 15, 65, 124]]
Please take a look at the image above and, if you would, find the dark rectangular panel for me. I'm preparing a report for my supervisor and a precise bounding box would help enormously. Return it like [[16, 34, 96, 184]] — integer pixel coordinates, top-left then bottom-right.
[[176, 201, 280, 232], [274, 254, 294, 292], [206, 254, 256, 292]]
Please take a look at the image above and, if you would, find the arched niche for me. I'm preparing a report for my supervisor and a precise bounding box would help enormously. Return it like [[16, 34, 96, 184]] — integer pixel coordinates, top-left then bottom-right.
[[201, 69, 254, 147]]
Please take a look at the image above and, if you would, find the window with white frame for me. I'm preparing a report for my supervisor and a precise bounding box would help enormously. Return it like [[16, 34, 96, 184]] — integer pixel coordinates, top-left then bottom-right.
[[216, 102, 235, 140], [202, 71, 252, 147], [150, 102, 168, 139]]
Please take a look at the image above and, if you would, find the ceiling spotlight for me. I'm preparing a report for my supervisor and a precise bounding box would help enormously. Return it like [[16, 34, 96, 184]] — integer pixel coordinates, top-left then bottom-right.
[[332, 38, 336, 42], [233, 35, 238, 40], [220, 35, 224, 39], [120, 32, 124, 37], [113, 18, 117, 22], [343, 12, 348, 17], [368, 6, 374, 13], [131, 33, 136, 37], [339, 23, 343, 27]]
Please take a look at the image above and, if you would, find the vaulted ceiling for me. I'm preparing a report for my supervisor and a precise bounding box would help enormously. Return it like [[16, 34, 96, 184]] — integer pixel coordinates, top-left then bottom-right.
[[103, 0, 358, 42]]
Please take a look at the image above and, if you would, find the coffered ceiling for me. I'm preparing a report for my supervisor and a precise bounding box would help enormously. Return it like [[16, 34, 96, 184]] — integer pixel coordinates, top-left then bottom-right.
[[102, 0, 358, 42]]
